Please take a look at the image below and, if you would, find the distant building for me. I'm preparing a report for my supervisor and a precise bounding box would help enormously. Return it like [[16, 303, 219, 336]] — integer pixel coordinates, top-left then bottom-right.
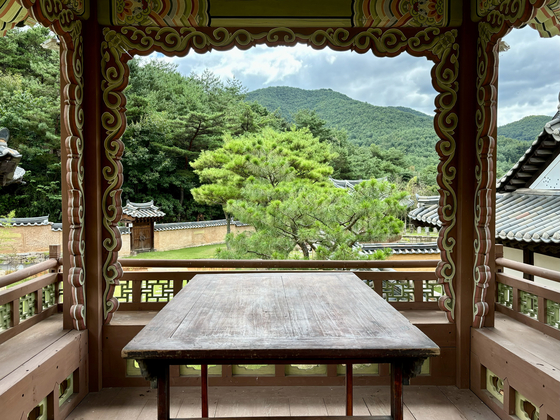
[[0, 128, 25, 187], [409, 101, 560, 288], [121, 201, 166, 253]]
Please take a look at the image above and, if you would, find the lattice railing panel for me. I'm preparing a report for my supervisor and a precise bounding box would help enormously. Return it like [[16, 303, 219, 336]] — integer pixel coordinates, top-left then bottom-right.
[[19, 292, 36, 320], [497, 283, 513, 308], [519, 291, 538, 319], [486, 369, 504, 404], [515, 392, 539, 420], [126, 359, 142, 377], [423, 280, 443, 302], [27, 396, 48, 420], [59, 373, 74, 407], [233, 364, 275, 376], [141, 280, 174, 302], [42, 283, 57, 309], [115, 280, 134, 303], [383, 280, 414, 302], [336, 364, 379, 375], [180, 365, 222, 376], [285, 364, 327, 376], [59, 280, 63, 303], [546, 300, 560, 329], [0, 303, 10, 331]]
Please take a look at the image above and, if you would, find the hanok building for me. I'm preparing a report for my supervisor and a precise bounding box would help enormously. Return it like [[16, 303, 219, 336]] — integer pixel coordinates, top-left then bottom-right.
[[409, 103, 560, 286], [121, 201, 166, 253], [1, 2, 560, 420]]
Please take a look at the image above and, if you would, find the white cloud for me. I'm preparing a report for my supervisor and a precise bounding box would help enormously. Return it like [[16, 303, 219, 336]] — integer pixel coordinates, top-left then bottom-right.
[[147, 25, 559, 126]]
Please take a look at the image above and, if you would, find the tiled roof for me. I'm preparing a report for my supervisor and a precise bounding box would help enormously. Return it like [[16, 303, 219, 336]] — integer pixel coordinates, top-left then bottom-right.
[[43, 219, 248, 233], [408, 196, 441, 227], [497, 107, 560, 192], [0, 215, 52, 227], [122, 200, 166, 219], [496, 190, 560, 243], [154, 219, 248, 231], [409, 191, 560, 244], [330, 178, 365, 189], [361, 242, 439, 255]]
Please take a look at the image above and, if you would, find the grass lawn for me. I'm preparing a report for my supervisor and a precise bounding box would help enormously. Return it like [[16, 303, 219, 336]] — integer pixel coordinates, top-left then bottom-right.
[[126, 243, 224, 259]]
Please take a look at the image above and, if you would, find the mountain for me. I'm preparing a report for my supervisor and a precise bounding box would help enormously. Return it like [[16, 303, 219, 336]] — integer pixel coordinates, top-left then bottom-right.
[[497, 115, 552, 143], [246, 86, 552, 180], [246, 87, 435, 147]]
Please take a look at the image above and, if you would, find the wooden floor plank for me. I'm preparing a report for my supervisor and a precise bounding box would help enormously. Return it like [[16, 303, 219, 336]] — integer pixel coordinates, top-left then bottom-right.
[[215, 397, 291, 417], [439, 386, 501, 420], [289, 397, 328, 416], [323, 396, 371, 416], [362, 388, 416, 420], [68, 386, 499, 420], [67, 388, 126, 420], [404, 386, 468, 420]]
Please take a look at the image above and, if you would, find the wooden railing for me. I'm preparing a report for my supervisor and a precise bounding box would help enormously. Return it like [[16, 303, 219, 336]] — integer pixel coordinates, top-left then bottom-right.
[[117, 258, 442, 311], [495, 256, 560, 340], [0, 245, 63, 345]]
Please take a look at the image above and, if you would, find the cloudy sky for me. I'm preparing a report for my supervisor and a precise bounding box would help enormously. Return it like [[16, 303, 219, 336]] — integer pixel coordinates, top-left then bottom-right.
[[153, 25, 559, 126]]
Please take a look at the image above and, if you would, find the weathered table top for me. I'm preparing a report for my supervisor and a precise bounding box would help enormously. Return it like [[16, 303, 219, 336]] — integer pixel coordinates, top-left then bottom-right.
[[122, 272, 439, 363]]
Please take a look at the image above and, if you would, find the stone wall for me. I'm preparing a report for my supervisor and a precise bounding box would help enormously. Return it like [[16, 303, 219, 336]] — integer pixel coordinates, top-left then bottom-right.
[[1, 222, 254, 257], [0, 225, 62, 254]]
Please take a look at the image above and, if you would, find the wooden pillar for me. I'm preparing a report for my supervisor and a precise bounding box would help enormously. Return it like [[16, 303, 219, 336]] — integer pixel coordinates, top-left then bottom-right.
[[453, 2, 485, 389], [523, 249, 534, 281], [82, 8, 105, 392]]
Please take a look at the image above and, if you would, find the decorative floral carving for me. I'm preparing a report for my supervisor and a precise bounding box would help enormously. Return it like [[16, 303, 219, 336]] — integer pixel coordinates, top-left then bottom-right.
[[20, 0, 87, 330], [100, 25, 459, 323], [105, 0, 208, 26], [473, 0, 546, 327], [353, 0, 454, 28]]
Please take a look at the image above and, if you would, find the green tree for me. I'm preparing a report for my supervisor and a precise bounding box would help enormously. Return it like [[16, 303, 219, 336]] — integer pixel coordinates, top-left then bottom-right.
[[293, 109, 352, 179], [122, 61, 253, 221], [191, 126, 335, 233], [222, 178, 406, 259], [192, 127, 406, 260], [0, 27, 61, 220]]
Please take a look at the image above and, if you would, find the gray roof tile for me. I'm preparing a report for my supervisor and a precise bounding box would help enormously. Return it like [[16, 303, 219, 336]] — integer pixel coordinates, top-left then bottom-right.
[[497, 104, 560, 192], [0, 215, 52, 226], [154, 219, 248, 231], [361, 242, 439, 255], [122, 200, 166, 219], [410, 190, 560, 244]]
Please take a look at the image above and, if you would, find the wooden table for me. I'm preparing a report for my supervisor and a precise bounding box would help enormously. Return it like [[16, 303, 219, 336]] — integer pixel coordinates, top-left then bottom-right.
[[122, 272, 439, 420]]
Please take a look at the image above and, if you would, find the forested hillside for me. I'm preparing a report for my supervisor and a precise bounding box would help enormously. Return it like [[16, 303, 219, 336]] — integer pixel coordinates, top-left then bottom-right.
[[498, 115, 552, 142], [247, 86, 550, 181], [247, 86, 434, 146]]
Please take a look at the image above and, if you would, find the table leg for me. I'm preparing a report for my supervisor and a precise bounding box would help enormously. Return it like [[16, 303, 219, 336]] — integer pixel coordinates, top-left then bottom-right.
[[201, 364, 209, 418], [390, 362, 403, 420], [157, 364, 170, 420], [346, 363, 353, 416]]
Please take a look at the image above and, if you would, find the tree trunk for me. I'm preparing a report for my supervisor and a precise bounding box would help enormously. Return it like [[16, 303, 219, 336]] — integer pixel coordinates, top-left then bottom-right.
[[225, 211, 231, 235], [179, 186, 184, 206], [299, 242, 310, 259], [225, 211, 232, 250]]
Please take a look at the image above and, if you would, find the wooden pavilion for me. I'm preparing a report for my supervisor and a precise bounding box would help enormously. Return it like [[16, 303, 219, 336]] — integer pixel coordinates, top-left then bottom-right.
[[0, 1, 560, 420]]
